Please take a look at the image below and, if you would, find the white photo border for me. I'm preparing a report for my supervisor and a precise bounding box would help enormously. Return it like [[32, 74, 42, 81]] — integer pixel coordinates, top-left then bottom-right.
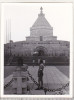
[[0, 0, 74, 99]]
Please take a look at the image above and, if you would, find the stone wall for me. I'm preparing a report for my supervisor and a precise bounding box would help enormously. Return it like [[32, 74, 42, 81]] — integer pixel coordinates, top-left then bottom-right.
[[4, 40, 70, 57], [30, 27, 53, 37]]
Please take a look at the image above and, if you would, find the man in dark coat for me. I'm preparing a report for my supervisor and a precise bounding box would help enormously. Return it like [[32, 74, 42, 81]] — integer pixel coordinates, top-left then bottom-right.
[[37, 59, 44, 89]]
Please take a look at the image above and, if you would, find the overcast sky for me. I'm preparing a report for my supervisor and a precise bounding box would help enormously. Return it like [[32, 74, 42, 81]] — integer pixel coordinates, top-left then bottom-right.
[[2, 3, 73, 43]]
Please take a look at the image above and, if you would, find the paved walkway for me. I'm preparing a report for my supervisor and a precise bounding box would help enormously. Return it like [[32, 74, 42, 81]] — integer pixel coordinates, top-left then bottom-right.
[[4, 66, 69, 95], [28, 66, 69, 84]]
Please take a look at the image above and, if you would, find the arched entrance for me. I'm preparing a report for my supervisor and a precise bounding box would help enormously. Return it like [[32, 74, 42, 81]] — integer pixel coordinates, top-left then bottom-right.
[[32, 46, 48, 64], [33, 46, 48, 56], [38, 49, 44, 56]]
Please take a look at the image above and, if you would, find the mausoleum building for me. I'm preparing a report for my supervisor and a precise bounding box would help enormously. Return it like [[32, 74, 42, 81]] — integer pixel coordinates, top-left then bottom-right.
[[4, 7, 70, 65]]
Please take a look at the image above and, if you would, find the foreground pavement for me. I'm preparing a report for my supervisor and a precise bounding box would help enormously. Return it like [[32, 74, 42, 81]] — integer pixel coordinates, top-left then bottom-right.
[[4, 66, 69, 95]]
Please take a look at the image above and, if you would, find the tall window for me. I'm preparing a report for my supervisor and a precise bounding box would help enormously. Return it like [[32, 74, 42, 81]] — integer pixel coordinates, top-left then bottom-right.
[[40, 36, 43, 41]]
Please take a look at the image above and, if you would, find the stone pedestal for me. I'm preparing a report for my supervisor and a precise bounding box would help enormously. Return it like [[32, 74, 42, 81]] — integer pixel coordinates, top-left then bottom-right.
[[12, 67, 28, 94]]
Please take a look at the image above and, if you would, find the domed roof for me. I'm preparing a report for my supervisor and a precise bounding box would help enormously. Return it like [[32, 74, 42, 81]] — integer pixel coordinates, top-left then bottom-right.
[[32, 7, 51, 28]]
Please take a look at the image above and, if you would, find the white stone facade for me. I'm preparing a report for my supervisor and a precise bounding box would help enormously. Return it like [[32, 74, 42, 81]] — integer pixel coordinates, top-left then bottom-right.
[[26, 9, 57, 41]]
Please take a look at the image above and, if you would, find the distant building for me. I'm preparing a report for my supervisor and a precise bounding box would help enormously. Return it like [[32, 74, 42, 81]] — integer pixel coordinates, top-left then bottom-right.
[[4, 7, 70, 65]]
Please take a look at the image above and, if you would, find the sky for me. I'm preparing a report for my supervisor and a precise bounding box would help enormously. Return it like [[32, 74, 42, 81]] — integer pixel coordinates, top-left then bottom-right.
[[1, 3, 73, 43]]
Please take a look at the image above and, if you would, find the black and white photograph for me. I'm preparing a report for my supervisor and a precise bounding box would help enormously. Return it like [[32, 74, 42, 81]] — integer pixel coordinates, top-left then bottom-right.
[[1, 2, 73, 97]]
